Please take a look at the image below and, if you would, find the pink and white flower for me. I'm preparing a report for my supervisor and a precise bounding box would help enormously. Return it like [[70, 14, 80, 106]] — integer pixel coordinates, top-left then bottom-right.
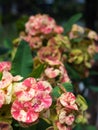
[[11, 100, 39, 123], [25, 14, 63, 36], [0, 61, 11, 72], [32, 92, 52, 112], [37, 80, 52, 94], [59, 92, 78, 110], [45, 67, 60, 78], [14, 78, 37, 102]]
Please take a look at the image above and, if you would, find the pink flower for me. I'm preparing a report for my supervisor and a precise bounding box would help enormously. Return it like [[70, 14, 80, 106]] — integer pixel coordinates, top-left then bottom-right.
[[59, 92, 78, 110], [59, 110, 75, 125], [0, 61, 11, 72], [0, 71, 23, 104], [54, 26, 64, 34], [0, 71, 13, 89], [45, 67, 60, 78], [11, 100, 39, 123], [25, 14, 63, 36], [65, 114, 75, 126], [37, 80, 52, 94], [14, 78, 37, 102], [22, 35, 42, 49], [32, 92, 52, 112]]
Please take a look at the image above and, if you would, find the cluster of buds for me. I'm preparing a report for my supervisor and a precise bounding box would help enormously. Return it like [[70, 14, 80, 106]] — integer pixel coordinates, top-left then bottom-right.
[[67, 24, 98, 77]]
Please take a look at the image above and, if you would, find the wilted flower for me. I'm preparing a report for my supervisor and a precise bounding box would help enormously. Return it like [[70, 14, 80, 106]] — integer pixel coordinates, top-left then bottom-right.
[[38, 46, 61, 65]]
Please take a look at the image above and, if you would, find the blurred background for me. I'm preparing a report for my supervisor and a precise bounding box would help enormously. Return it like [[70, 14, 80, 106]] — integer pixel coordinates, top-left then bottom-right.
[[0, 0, 98, 42], [0, 0, 98, 130]]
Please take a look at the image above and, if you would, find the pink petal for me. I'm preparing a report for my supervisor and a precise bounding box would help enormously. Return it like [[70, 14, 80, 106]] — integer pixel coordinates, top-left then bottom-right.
[[37, 81, 52, 94]]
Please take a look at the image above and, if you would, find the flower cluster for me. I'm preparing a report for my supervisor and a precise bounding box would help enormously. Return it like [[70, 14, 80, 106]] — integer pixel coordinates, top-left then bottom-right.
[[55, 92, 78, 130], [17, 14, 64, 49], [67, 24, 98, 77], [1, 14, 95, 130], [0, 61, 52, 124]]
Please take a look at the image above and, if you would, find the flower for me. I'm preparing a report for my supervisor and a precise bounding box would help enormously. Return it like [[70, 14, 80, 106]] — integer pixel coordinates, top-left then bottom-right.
[[11, 100, 39, 123], [45, 67, 60, 78], [25, 14, 63, 36], [32, 92, 52, 112], [38, 46, 61, 65], [0, 71, 23, 105], [59, 92, 78, 110], [0, 61, 11, 72], [37, 80, 52, 94], [14, 78, 37, 102], [59, 110, 75, 126]]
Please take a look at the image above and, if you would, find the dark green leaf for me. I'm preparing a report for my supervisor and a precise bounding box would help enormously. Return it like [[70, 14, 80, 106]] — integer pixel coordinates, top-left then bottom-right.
[[52, 86, 61, 99], [64, 13, 82, 34], [62, 82, 73, 92], [0, 47, 9, 55], [71, 37, 83, 43], [4, 39, 13, 50], [0, 72, 2, 80], [89, 86, 98, 92], [65, 63, 81, 81], [90, 71, 98, 76], [74, 124, 97, 130], [29, 64, 45, 78], [94, 53, 98, 61], [11, 40, 33, 78]]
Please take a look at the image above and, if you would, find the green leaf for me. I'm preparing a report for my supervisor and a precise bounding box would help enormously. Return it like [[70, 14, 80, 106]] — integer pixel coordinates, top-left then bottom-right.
[[71, 37, 83, 43], [90, 71, 98, 76], [65, 63, 81, 81], [0, 72, 2, 80], [11, 40, 33, 78], [94, 53, 98, 61], [74, 124, 97, 130], [64, 13, 82, 34], [29, 64, 45, 78], [4, 39, 13, 50], [0, 47, 9, 55], [52, 86, 61, 99], [62, 82, 73, 92], [89, 86, 98, 92]]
